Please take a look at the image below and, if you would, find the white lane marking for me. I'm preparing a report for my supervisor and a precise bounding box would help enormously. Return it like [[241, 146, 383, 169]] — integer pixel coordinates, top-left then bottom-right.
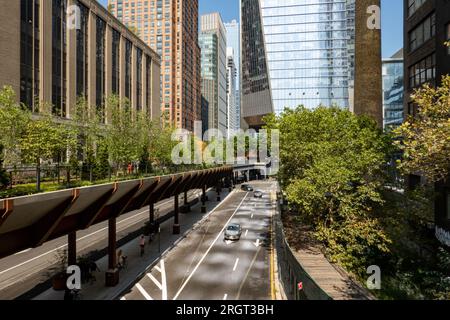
[[223, 294, 228, 300], [254, 239, 261, 247], [160, 259, 167, 301], [0, 191, 202, 276], [136, 283, 154, 300], [146, 259, 167, 300], [147, 273, 162, 290], [173, 193, 249, 300], [154, 265, 161, 273], [236, 246, 262, 300], [251, 213, 254, 219], [14, 249, 32, 255], [245, 230, 249, 237], [225, 240, 233, 245], [233, 258, 240, 272]]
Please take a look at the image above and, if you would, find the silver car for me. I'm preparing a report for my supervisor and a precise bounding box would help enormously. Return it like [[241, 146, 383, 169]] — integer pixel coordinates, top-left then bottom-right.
[[254, 190, 263, 198], [224, 223, 242, 241]]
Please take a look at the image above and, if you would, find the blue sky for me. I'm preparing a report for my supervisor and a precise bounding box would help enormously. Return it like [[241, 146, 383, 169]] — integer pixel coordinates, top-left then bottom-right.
[[100, 0, 403, 58]]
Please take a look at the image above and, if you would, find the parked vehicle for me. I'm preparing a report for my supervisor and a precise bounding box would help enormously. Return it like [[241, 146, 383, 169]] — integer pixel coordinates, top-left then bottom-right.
[[241, 184, 254, 191]]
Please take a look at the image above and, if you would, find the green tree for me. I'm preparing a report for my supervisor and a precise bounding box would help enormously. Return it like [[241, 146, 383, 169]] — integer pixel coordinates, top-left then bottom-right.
[[393, 75, 450, 183], [266, 106, 393, 274], [0, 86, 31, 166], [0, 144, 9, 189], [93, 138, 111, 180], [20, 113, 74, 191], [72, 96, 103, 182], [149, 119, 176, 173], [105, 95, 140, 176]]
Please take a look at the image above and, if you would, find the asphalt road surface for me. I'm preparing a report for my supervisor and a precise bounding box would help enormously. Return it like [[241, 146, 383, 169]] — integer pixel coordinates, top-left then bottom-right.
[[121, 181, 277, 300], [0, 189, 204, 300]]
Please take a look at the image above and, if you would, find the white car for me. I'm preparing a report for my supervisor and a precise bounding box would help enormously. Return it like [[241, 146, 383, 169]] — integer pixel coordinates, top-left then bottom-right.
[[254, 190, 263, 198], [224, 223, 242, 241]]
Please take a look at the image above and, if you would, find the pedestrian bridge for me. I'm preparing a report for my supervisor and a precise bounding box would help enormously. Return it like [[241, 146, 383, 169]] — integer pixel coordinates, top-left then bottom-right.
[[0, 167, 233, 266]]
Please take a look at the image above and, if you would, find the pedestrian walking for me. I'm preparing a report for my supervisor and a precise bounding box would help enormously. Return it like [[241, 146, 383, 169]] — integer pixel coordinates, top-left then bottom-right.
[[139, 235, 146, 257]]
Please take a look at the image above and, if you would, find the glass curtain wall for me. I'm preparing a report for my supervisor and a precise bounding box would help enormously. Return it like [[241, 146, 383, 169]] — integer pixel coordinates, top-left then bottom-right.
[[260, 0, 355, 113]]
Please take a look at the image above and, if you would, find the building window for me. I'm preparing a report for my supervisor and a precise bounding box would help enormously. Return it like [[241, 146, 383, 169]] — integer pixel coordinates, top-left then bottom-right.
[[52, 0, 67, 117], [125, 39, 133, 102], [407, 0, 427, 18], [96, 17, 106, 121], [146, 55, 152, 115], [136, 48, 143, 111], [409, 13, 436, 52], [20, 0, 40, 111], [408, 53, 435, 89], [112, 29, 121, 95], [76, 1, 88, 98], [446, 23, 450, 55], [447, 192, 450, 219]]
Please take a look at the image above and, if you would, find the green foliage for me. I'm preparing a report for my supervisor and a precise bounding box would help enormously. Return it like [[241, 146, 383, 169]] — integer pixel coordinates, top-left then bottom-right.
[[270, 106, 393, 274], [20, 113, 74, 166], [0, 145, 9, 189], [105, 95, 140, 170], [149, 122, 177, 170], [93, 139, 111, 180], [393, 75, 450, 183], [0, 86, 31, 165]]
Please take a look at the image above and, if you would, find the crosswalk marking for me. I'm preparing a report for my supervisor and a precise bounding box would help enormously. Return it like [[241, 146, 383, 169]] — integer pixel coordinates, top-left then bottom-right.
[[136, 283, 153, 300]]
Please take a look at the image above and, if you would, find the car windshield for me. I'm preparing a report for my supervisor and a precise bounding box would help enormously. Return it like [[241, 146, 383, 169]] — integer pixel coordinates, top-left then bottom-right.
[[227, 225, 239, 231]]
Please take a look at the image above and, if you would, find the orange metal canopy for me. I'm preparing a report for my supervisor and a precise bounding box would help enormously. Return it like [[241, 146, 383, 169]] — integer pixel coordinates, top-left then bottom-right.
[[0, 167, 232, 259]]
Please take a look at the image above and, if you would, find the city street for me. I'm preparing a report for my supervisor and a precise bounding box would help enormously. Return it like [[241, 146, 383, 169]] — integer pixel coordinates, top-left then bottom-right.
[[121, 181, 277, 300], [0, 189, 203, 300]]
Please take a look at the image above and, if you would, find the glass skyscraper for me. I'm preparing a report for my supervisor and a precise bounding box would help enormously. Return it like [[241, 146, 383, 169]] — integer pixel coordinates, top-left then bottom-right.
[[224, 20, 241, 128], [382, 50, 404, 131], [260, 0, 356, 114]]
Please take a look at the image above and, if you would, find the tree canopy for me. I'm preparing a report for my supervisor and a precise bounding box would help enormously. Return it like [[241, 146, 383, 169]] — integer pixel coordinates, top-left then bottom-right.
[[264, 106, 393, 271], [394, 75, 450, 183]]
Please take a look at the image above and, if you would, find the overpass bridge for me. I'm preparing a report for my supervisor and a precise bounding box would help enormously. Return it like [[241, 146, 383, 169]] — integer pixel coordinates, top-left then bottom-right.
[[0, 167, 233, 287]]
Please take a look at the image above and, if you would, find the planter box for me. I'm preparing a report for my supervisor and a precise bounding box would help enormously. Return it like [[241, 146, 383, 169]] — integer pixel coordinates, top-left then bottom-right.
[[52, 273, 68, 291]]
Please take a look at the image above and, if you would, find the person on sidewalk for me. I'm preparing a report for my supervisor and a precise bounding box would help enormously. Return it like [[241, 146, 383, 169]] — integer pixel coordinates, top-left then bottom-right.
[[139, 235, 146, 257]]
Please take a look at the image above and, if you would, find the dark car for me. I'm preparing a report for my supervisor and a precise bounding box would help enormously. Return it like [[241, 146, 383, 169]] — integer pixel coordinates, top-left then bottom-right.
[[241, 184, 254, 192]]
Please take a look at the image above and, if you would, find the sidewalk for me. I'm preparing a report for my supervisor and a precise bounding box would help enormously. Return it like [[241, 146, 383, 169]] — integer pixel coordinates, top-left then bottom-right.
[[34, 188, 233, 300], [277, 214, 374, 300]]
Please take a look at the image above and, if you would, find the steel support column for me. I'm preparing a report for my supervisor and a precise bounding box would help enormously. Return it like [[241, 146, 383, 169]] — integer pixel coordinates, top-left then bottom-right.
[[173, 194, 180, 234], [106, 217, 119, 286], [201, 186, 207, 213], [149, 202, 155, 223], [68, 231, 77, 266]]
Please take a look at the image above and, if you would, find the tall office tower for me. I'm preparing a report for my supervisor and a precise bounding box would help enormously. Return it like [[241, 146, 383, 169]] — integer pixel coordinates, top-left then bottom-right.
[[224, 20, 241, 128], [403, 0, 450, 247], [0, 0, 161, 121], [108, 0, 201, 131], [382, 49, 404, 131], [226, 48, 238, 136], [200, 13, 228, 135], [259, 0, 356, 114], [241, 0, 382, 127], [240, 0, 274, 130]]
